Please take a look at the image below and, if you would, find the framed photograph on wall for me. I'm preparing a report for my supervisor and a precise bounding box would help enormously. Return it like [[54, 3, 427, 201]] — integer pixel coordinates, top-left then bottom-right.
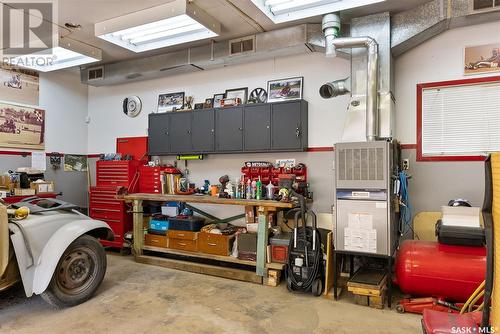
[[204, 98, 214, 108], [213, 93, 225, 108], [267, 77, 303, 103], [464, 43, 500, 75], [225, 87, 248, 104], [0, 101, 45, 150], [157, 92, 184, 112], [194, 103, 204, 110]]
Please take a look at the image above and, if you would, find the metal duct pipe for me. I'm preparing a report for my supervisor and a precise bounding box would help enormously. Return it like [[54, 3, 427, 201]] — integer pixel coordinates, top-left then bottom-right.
[[322, 15, 379, 141], [319, 78, 350, 98]]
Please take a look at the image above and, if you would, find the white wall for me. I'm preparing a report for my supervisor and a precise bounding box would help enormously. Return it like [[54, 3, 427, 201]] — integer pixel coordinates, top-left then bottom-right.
[[395, 20, 500, 144], [39, 68, 89, 154], [87, 52, 351, 153]]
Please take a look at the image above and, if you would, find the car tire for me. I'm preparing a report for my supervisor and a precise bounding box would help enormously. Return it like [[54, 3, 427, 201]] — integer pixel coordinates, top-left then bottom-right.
[[41, 235, 106, 308]]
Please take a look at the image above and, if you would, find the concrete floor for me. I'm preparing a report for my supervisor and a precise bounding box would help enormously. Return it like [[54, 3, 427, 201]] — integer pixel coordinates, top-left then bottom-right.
[[0, 254, 421, 334]]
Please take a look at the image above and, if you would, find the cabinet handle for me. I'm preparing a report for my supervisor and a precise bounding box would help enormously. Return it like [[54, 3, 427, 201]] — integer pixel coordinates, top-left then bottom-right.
[[208, 243, 217, 246], [211, 129, 215, 134], [266, 125, 270, 129], [295, 127, 300, 138], [187, 130, 191, 134], [165, 131, 169, 136], [238, 127, 243, 131], [178, 242, 187, 246]]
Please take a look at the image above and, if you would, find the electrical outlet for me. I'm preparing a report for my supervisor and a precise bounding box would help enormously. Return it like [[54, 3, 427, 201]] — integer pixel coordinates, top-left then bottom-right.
[[402, 159, 410, 171]]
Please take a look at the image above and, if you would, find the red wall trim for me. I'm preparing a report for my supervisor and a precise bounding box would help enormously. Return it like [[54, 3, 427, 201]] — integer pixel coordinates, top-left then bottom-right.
[[307, 147, 334, 152], [416, 75, 500, 162]]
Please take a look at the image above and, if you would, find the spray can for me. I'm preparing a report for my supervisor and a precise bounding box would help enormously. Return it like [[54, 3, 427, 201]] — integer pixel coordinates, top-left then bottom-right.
[[239, 176, 246, 199], [256, 176, 262, 200], [251, 179, 257, 199], [266, 182, 275, 200], [246, 179, 252, 199], [234, 178, 240, 199]]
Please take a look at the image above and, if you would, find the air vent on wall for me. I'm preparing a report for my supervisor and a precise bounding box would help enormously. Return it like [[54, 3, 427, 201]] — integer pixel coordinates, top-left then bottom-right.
[[87, 66, 104, 81], [229, 35, 255, 56], [469, 0, 500, 13]]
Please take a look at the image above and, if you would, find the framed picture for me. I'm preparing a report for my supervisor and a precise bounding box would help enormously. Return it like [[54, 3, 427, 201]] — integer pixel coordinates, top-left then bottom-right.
[[267, 77, 303, 103], [194, 103, 204, 110], [0, 101, 45, 150], [157, 92, 184, 113], [225, 87, 248, 104], [213, 93, 225, 108], [204, 98, 213, 108], [464, 43, 500, 75]]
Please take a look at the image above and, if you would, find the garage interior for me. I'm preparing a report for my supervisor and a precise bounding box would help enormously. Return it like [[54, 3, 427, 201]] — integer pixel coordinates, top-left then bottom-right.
[[0, 0, 498, 333]]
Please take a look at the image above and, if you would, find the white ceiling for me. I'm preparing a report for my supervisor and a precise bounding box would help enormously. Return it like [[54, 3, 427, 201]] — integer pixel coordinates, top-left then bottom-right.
[[55, 0, 429, 64]]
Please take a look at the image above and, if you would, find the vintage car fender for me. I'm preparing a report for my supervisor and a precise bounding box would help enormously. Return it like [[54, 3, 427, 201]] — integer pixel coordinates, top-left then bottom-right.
[[9, 211, 113, 297]]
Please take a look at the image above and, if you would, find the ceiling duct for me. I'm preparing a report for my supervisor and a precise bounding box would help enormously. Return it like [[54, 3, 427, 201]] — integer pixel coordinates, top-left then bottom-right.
[[392, 0, 500, 56], [81, 24, 323, 86]]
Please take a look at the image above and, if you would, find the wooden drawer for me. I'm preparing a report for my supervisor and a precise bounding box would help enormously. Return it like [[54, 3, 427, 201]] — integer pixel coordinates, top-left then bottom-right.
[[167, 230, 198, 241], [198, 233, 235, 256], [169, 238, 197, 252], [145, 234, 168, 248]]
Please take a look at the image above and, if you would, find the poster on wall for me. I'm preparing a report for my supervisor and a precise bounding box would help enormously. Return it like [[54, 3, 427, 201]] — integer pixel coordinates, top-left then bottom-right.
[[0, 66, 39, 105], [0, 102, 45, 150], [464, 43, 500, 75], [64, 154, 88, 172]]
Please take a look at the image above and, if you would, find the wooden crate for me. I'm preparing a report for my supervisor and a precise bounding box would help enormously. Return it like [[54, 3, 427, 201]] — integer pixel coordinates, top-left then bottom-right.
[[347, 272, 387, 309]]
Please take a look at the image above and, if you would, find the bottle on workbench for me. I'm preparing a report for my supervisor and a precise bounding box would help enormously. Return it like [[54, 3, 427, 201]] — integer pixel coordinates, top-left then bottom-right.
[[246, 178, 252, 199], [251, 179, 257, 199], [256, 176, 262, 200], [239, 176, 246, 199]]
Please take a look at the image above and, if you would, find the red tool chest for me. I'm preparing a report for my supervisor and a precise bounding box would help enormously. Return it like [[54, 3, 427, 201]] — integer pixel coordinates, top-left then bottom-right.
[[116, 136, 148, 161], [138, 165, 162, 194], [89, 186, 131, 249], [96, 160, 139, 191]]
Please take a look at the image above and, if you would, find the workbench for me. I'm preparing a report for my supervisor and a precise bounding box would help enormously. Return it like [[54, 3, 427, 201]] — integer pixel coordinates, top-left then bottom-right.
[[122, 193, 295, 285]]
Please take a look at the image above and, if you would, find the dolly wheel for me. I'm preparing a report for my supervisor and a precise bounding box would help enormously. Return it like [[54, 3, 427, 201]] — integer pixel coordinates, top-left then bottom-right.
[[311, 278, 323, 297], [395, 305, 405, 314]]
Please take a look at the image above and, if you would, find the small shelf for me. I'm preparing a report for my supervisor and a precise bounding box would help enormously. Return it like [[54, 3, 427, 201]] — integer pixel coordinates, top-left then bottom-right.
[[142, 245, 285, 270]]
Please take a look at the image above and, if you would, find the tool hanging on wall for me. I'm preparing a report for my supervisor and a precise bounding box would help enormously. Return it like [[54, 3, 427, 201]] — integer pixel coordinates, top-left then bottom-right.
[[49, 153, 63, 170]]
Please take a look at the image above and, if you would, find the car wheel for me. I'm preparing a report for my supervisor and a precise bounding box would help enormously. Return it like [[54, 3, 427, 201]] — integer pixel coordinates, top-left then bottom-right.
[[41, 235, 106, 308]]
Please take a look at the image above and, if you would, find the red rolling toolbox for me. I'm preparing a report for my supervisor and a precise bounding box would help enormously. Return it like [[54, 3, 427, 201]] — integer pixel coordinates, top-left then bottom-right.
[[116, 136, 148, 161], [96, 160, 139, 192], [89, 186, 131, 249]]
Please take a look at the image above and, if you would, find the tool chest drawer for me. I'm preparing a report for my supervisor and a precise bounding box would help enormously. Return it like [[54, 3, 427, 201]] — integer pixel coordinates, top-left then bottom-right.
[[167, 230, 198, 241], [198, 233, 235, 256], [169, 238, 198, 252], [96, 160, 139, 188], [89, 187, 123, 210], [89, 207, 125, 221]]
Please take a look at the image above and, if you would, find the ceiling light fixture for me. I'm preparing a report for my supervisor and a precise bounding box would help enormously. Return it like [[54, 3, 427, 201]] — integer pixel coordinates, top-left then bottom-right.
[[95, 0, 221, 53], [5, 37, 102, 72], [251, 0, 386, 23]]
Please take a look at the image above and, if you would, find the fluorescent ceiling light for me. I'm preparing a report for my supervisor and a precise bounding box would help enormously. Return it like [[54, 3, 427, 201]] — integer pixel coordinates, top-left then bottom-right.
[[251, 0, 386, 23], [95, 0, 221, 53], [5, 38, 102, 72]]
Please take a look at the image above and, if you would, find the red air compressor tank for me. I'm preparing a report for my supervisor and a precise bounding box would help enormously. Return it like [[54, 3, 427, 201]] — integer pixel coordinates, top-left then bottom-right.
[[395, 240, 486, 302]]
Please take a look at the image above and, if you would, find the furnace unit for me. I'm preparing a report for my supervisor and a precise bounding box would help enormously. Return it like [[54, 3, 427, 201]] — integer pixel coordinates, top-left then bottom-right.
[[334, 141, 397, 256]]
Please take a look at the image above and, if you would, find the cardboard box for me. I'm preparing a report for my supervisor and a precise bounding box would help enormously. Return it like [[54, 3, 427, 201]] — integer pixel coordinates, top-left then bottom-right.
[[30, 181, 55, 194], [14, 188, 36, 196]]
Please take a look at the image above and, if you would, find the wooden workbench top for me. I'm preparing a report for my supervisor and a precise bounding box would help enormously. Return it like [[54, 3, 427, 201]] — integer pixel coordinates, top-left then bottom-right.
[[121, 193, 296, 208]]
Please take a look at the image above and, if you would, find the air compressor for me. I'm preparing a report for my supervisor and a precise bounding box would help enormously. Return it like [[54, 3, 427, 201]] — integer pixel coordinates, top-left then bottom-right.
[[395, 240, 486, 303]]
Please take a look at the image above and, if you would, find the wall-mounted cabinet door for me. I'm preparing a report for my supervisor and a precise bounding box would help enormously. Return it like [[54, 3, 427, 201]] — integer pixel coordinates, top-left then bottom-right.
[[271, 101, 307, 151], [192, 109, 215, 152], [148, 113, 170, 155], [169, 112, 192, 153], [244, 104, 271, 151], [216, 107, 243, 152]]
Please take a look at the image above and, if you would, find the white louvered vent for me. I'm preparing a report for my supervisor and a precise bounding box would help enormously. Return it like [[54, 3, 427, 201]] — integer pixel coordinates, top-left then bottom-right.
[[337, 147, 384, 181], [229, 36, 255, 56], [421, 82, 500, 157], [87, 66, 104, 81]]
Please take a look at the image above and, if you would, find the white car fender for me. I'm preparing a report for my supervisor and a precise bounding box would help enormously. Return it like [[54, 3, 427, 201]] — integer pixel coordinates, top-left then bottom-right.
[[10, 217, 112, 297]]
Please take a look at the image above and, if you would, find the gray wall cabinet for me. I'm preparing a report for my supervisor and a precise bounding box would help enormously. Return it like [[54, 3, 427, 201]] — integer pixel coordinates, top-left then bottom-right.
[[148, 100, 308, 155]]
